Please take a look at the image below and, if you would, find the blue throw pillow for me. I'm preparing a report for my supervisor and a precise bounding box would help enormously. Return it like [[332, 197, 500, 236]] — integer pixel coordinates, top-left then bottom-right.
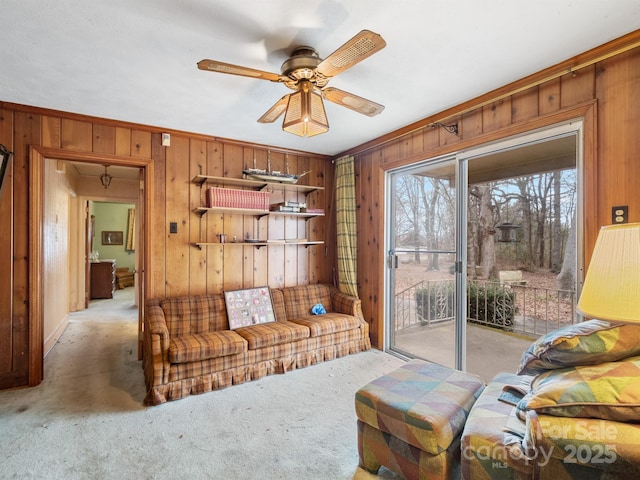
[[311, 304, 326, 315]]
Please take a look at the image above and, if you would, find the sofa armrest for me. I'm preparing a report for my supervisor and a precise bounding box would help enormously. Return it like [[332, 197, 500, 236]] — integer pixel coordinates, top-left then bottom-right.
[[331, 289, 365, 322], [143, 303, 170, 386]]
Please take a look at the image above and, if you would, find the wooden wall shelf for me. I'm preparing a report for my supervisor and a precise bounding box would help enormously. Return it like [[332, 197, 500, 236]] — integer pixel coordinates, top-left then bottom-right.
[[192, 174, 324, 194], [193, 240, 324, 250], [191, 174, 325, 250]]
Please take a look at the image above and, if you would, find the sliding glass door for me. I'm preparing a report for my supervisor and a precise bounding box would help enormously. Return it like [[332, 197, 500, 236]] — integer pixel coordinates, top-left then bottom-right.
[[386, 157, 461, 369], [385, 122, 582, 378]]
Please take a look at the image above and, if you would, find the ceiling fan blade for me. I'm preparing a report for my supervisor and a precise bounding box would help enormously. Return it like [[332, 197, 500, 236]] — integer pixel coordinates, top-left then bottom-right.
[[322, 88, 384, 117], [197, 59, 283, 82], [316, 30, 386, 78], [257, 95, 290, 123]]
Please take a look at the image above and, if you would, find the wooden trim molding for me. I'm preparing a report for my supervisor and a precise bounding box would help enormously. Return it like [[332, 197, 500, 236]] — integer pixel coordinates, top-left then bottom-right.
[[1, 102, 331, 161], [340, 30, 638, 158], [368, 102, 597, 350], [28, 146, 44, 385], [27, 146, 153, 384], [377, 101, 597, 173]]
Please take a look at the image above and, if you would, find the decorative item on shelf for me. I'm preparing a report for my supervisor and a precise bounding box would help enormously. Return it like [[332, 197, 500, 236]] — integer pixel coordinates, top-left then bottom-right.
[[577, 223, 640, 324], [218, 233, 226, 243], [244, 232, 260, 243], [243, 152, 310, 184]]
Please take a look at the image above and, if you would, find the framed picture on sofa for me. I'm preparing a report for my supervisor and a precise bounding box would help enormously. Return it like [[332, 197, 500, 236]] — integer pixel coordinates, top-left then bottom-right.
[[224, 286, 276, 330]]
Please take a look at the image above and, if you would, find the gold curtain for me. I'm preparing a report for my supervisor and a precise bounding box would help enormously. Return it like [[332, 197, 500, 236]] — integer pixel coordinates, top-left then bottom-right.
[[335, 155, 358, 297], [126, 208, 135, 251]]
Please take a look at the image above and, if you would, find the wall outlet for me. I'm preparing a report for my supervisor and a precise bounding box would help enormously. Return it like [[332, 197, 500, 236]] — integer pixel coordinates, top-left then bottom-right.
[[612, 205, 628, 224]]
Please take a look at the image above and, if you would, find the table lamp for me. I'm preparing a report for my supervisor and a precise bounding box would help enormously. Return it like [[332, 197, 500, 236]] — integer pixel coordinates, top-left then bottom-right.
[[577, 223, 640, 323]]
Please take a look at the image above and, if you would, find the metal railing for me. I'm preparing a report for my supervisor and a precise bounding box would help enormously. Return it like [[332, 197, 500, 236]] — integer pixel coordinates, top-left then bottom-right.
[[395, 280, 455, 330], [395, 279, 576, 337]]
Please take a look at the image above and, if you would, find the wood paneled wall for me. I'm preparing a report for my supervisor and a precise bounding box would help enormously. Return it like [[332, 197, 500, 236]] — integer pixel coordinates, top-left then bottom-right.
[[0, 106, 333, 389], [1, 31, 637, 389], [349, 35, 640, 348]]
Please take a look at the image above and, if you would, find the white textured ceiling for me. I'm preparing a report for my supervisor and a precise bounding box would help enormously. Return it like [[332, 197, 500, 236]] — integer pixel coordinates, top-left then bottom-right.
[[1, 1, 639, 156]]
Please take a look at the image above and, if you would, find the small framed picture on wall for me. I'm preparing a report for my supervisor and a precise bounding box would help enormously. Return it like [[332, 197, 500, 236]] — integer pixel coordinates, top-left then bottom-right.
[[102, 231, 123, 245]]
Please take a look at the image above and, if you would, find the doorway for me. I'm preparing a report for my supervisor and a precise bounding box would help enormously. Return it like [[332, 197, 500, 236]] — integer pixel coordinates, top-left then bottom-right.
[[385, 122, 583, 380], [87, 200, 137, 305], [26, 147, 151, 386], [42, 159, 142, 357]]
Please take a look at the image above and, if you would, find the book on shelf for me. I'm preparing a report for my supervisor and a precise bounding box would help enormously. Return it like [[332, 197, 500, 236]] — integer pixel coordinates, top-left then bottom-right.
[[205, 187, 270, 211], [275, 200, 307, 208], [270, 205, 301, 213], [300, 207, 324, 214]]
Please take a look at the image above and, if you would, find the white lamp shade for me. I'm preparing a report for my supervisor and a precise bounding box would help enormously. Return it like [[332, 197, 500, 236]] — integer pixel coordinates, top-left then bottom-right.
[[577, 223, 640, 323]]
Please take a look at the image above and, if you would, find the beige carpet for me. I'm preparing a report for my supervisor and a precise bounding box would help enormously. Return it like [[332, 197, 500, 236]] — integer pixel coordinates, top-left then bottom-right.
[[0, 288, 407, 479]]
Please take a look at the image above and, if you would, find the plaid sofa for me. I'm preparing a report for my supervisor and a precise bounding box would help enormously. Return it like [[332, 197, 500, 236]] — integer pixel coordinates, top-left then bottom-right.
[[142, 284, 371, 405], [461, 321, 640, 479]]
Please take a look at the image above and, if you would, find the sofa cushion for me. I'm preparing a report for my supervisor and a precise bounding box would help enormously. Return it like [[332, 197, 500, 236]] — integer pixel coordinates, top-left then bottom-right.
[[282, 284, 332, 319], [269, 288, 287, 322], [520, 355, 640, 422], [517, 320, 640, 375], [234, 321, 310, 349], [169, 330, 247, 363], [161, 294, 228, 337], [289, 313, 362, 337]]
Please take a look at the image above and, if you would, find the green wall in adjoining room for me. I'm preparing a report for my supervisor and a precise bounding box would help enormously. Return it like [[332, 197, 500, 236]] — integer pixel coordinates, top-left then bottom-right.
[[91, 201, 135, 271]]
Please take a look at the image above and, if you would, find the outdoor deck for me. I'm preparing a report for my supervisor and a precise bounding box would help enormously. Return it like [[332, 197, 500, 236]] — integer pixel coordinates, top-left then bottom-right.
[[393, 274, 577, 382]]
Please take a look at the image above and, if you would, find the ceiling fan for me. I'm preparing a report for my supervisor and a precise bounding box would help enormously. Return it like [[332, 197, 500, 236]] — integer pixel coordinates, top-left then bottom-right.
[[197, 30, 386, 138]]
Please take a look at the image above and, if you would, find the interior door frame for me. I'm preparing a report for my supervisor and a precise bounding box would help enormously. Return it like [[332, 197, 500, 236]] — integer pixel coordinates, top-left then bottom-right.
[[28, 146, 153, 385]]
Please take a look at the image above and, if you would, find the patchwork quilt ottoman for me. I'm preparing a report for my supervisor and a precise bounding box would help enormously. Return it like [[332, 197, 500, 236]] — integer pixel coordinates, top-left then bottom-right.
[[355, 360, 485, 480]]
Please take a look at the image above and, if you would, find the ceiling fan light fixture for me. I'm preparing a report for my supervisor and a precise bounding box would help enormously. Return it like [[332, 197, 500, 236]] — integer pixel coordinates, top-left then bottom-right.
[[199, 30, 386, 137], [282, 81, 329, 138]]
